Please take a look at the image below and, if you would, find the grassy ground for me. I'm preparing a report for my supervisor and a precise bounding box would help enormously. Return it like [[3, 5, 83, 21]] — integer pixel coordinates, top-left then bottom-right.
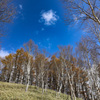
[[0, 82, 82, 100]]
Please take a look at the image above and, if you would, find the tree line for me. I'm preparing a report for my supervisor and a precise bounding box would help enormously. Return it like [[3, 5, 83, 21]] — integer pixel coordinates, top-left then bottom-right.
[[0, 37, 100, 100]]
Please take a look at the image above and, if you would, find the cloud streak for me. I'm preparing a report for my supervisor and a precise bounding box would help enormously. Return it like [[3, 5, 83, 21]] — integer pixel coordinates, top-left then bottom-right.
[[19, 4, 23, 10]]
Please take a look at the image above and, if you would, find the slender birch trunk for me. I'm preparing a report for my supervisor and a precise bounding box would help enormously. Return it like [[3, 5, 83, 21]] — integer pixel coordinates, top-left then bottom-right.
[[9, 68, 14, 82], [67, 72, 76, 100], [25, 56, 31, 92], [45, 73, 48, 92]]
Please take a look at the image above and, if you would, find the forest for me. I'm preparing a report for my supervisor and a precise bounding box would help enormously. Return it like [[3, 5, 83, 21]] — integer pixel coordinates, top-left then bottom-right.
[[0, 0, 100, 100]]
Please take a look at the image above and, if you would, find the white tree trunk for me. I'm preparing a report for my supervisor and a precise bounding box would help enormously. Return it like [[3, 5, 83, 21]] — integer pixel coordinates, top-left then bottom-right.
[[41, 72, 44, 94], [67, 72, 76, 100], [9, 69, 14, 83], [25, 57, 31, 92]]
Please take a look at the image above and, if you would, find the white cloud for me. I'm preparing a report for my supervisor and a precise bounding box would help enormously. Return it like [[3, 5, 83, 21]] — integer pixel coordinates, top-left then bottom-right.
[[40, 10, 59, 26], [19, 4, 23, 10], [0, 50, 9, 58]]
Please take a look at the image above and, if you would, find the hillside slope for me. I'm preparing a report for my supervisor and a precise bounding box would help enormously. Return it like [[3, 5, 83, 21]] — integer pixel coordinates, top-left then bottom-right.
[[0, 82, 82, 100]]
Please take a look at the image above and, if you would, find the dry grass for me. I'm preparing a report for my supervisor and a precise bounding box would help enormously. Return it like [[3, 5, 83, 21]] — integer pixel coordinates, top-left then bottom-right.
[[0, 82, 82, 100]]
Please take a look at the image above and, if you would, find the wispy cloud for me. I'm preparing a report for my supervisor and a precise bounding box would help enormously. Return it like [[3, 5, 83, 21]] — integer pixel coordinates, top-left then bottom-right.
[[40, 10, 59, 26], [48, 43, 52, 49], [46, 38, 50, 41], [73, 14, 78, 23], [41, 28, 45, 31], [0, 50, 9, 58], [19, 4, 23, 10], [18, 4, 25, 20]]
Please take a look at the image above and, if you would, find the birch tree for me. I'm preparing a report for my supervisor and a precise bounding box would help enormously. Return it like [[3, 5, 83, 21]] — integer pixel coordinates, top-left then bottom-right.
[[62, 0, 100, 42], [24, 40, 38, 92], [58, 45, 77, 100], [0, 0, 16, 38]]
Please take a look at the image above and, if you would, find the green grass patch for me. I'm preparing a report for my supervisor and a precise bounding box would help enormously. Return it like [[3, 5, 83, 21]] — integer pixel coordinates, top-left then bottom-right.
[[0, 82, 82, 100]]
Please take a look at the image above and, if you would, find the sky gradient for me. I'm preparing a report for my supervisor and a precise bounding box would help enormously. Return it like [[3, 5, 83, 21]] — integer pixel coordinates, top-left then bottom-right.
[[1, 0, 83, 57]]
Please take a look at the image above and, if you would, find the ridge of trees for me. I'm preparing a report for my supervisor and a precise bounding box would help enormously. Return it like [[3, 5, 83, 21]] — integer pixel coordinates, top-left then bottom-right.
[[0, 38, 100, 100]]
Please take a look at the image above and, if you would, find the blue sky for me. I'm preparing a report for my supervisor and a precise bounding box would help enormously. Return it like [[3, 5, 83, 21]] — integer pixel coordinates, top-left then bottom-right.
[[1, 0, 83, 57]]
